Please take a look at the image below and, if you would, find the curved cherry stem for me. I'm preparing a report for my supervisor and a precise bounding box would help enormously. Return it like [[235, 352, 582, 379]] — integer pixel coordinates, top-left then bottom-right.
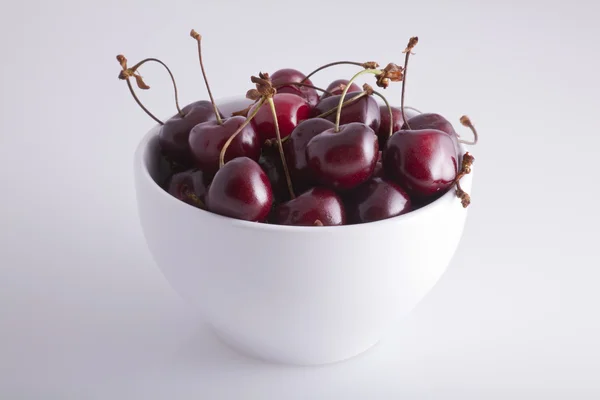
[[190, 30, 223, 124], [371, 90, 393, 137], [274, 81, 332, 96], [130, 58, 184, 117], [302, 61, 376, 83], [219, 97, 265, 168], [458, 115, 479, 145], [401, 37, 418, 130], [123, 77, 164, 125], [315, 91, 369, 119], [267, 97, 295, 200], [452, 152, 475, 208], [335, 69, 381, 131]]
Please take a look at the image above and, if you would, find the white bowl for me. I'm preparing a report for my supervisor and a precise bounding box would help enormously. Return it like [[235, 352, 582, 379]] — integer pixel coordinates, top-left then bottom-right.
[[133, 96, 474, 365]]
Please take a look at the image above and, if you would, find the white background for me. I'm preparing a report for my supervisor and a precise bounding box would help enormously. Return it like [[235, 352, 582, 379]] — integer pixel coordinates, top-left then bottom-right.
[[1, 0, 599, 398]]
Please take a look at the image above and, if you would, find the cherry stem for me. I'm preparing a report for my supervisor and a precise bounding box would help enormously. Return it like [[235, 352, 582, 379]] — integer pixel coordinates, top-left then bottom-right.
[[401, 37, 418, 130], [131, 58, 184, 117], [191, 30, 223, 124], [315, 91, 369, 119], [452, 152, 474, 208], [458, 115, 479, 145], [274, 82, 332, 96], [219, 97, 265, 168], [335, 69, 381, 131], [184, 190, 205, 209], [302, 61, 374, 83], [371, 90, 393, 137], [123, 78, 164, 125], [267, 97, 295, 200]]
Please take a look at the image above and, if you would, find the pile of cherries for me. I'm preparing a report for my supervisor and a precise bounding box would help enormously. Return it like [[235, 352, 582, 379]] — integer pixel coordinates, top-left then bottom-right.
[[117, 32, 478, 226]]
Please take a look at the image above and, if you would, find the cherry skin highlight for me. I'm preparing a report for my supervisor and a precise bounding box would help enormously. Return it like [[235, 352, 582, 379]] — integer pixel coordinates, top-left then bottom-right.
[[383, 128, 458, 200], [306, 122, 379, 191], [275, 187, 346, 226], [313, 92, 381, 134], [249, 93, 311, 142], [188, 116, 261, 176], [207, 157, 273, 222]]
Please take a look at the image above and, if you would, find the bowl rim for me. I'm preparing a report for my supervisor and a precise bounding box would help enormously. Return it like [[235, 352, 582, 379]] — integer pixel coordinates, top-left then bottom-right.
[[134, 96, 473, 232]]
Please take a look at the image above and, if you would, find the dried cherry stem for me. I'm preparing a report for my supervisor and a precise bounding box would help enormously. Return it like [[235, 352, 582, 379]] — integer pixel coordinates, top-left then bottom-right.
[[274, 82, 332, 96], [117, 55, 165, 125], [452, 152, 475, 208], [219, 97, 266, 168], [371, 90, 393, 137], [401, 36, 418, 130], [335, 69, 382, 131], [190, 30, 223, 124], [302, 61, 379, 83], [458, 115, 479, 145], [267, 97, 296, 200], [315, 90, 369, 119]]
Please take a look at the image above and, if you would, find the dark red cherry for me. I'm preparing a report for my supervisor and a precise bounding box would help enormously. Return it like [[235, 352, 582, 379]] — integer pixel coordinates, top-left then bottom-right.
[[270, 68, 319, 108], [188, 116, 261, 176], [249, 93, 311, 142], [275, 187, 346, 226], [313, 92, 381, 134], [383, 129, 458, 200], [159, 101, 221, 167], [306, 122, 379, 191], [344, 177, 411, 224], [258, 149, 290, 203], [207, 157, 273, 222], [378, 106, 420, 149], [373, 151, 384, 178], [402, 113, 461, 157], [322, 79, 361, 98], [165, 168, 210, 208], [284, 118, 336, 192]]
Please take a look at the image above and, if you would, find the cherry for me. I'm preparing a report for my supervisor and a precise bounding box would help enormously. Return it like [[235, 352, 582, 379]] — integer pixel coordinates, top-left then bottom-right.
[[275, 187, 346, 226], [373, 151, 384, 178], [207, 157, 273, 222], [344, 177, 411, 224], [165, 168, 210, 208], [284, 118, 336, 192], [322, 79, 361, 98], [403, 112, 455, 135], [271, 68, 319, 108], [383, 129, 458, 200], [313, 92, 381, 134], [378, 105, 420, 149], [248, 93, 311, 142], [306, 122, 379, 191], [188, 115, 261, 176], [160, 101, 220, 166]]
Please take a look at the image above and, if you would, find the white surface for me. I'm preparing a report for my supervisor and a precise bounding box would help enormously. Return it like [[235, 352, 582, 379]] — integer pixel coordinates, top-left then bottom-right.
[[0, 0, 599, 398], [135, 96, 472, 364]]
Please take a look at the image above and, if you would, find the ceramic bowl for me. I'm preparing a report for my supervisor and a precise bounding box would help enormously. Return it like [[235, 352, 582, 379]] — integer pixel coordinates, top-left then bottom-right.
[[133, 96, 474, 365]]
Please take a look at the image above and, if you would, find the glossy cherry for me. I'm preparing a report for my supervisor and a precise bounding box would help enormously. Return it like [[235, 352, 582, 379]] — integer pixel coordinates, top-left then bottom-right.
[[313, 92, 381, 134], [271, 68, 319, 108], [275, 187, 346, 226], [344, 177, 411, 224], [373, 151, 384, 178], [159, 101, 221, 166], [322, 79, 361, 98], [207, 157, 273, 222], [284, 118, 336, 192], [248, 93, 311, 142], [188, 116, 261, 176], [383, 129, 458, 200], [403, 113, 461, 156], [306, 122, 379, 191], [378, 106, 420, 149], [165, 168, 211, 208]]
